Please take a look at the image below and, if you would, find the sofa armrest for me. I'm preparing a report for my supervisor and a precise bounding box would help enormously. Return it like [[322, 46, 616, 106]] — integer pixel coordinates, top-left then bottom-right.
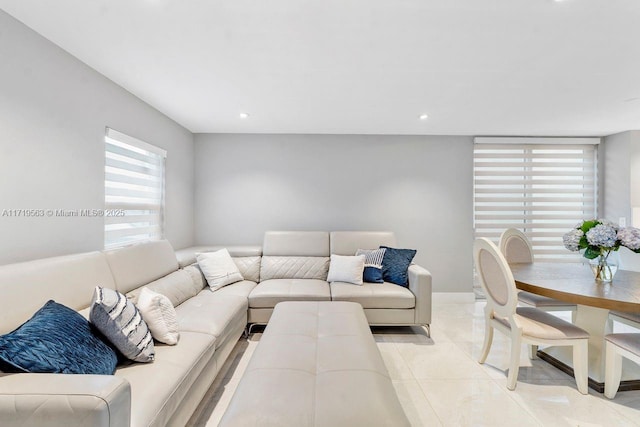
[[408, 264, 432, 326], [0, 373, 130, 427]]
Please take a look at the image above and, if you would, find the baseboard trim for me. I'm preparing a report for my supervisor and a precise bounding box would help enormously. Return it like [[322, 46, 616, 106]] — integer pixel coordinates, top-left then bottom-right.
[[432, 292, 476, 303]]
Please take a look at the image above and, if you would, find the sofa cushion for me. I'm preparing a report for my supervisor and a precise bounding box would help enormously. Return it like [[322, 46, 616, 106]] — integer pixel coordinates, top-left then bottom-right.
[[137, 288, 180, 345], [233, 256, 261, 283], [183, 264, 206, 289], [90, 287, 155, 363], [260, 256, 329, 281], [213, 280, 257, 298], [249, 279, 331, 309], [0, 300, 117, 375], [127, 269, 203, 307], [330, 281, 416, 309], [104, 240, 179, 294], [175, 290, 248, 348], [115, 331, 215, 427]]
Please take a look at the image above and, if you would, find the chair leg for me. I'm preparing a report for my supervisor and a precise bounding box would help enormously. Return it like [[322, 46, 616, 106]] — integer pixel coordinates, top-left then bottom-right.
[[507, 333, 522, 390], [604, 316, 614, 335], [528, 344, 538, 360], [604, 341, 622, 399], [479, 319, 494, 364], [572, 340, 589, 395]]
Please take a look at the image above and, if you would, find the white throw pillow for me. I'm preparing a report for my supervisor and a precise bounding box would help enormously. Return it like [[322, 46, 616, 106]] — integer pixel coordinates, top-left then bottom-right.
[[197, 248, 244, 291], [327, 254, 366, 285], [136, 287, 180, 345]]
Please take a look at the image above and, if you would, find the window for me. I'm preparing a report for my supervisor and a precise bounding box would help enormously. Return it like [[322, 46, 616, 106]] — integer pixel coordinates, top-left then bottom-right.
[[473, 138, 599, 262], [104, 128, 166, 249]]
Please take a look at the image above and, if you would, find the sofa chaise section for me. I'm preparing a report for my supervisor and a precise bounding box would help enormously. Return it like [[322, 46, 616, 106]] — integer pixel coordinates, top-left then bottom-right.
[[0, 240, 250, 427], [105, 241, 249, 427]]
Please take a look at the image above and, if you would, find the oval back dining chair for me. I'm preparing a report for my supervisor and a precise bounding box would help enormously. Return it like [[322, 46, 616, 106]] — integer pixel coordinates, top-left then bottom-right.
[[605, 261, 640, 334], [474, 238, 590, 394], [606, 256, 640, 333], [499, 228, 577, 322]]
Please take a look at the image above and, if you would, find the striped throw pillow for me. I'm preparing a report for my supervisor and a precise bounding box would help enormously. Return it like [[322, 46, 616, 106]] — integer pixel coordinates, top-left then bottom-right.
[[355, 248, 386, 283], [90, 286, 155, 363]]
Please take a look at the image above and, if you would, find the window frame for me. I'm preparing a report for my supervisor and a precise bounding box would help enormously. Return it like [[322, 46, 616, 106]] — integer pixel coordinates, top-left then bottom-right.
[[473, 137, 600, 263], [104, 127, 167, 249]]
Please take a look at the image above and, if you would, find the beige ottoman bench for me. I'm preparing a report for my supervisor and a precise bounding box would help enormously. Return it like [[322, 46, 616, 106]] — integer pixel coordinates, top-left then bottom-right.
[[219, 301, 410, 427]]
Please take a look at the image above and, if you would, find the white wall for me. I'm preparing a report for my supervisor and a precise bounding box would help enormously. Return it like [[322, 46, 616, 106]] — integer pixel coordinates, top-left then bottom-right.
[[194, 133, 474, 293], [603, 130, 640, 270], [0, 11, 195, 264]]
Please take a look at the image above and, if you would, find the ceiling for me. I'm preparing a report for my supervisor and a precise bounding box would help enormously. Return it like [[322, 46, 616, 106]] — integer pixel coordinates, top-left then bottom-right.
[[1, 0, 639, 136]]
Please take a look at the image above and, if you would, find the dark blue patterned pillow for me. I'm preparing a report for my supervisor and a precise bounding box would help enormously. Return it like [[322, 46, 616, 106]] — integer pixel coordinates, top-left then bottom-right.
[[380, 246, 417, 287], [0, 300, 117, 375]]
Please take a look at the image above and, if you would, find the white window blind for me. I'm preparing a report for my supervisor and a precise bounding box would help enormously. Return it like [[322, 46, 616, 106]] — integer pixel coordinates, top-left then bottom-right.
[[473, 139, 598, 263], [104, 128, 166, 249]]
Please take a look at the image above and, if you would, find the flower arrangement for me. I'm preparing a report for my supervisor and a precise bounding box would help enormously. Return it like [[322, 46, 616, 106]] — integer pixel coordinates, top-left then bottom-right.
[[563, 219, 640, 282]]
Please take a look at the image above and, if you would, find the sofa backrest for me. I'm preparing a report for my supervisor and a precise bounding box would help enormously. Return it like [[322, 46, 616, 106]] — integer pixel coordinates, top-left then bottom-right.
[[0, 252, 116, 334], [176, 245, 262, 283], [104, 240, 179, 294], [261, 231, 330, 280], [330, 231, 397, 255], [175, 245, 263, 283], [262, 231, 329, 256], [175, 246, 263, 268]]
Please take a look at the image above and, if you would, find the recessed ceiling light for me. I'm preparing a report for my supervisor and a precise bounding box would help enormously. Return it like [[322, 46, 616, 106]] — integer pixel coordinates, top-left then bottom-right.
[[419, 114, 429, 120], [239, 112, 249, 119]]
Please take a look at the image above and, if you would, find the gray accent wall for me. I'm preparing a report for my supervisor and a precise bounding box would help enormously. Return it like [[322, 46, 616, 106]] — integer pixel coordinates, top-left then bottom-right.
[[0, 11, 195, 264], [194, 133, 474, 292]]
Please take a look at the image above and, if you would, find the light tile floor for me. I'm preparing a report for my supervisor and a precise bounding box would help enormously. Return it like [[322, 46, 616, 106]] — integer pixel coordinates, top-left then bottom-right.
[[187, 300, 640, 426]]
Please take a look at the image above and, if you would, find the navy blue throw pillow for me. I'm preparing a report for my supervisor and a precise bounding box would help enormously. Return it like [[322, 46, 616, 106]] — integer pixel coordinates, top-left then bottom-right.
[[0, 300, 117, 375], [363, 266, 383, 284], [380, 246, 417, 287], [356, 248, 386, 283]]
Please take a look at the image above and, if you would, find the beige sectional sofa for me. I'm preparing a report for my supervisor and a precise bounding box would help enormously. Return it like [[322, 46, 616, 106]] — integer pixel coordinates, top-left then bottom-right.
[[0, 231, 431, 427]]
